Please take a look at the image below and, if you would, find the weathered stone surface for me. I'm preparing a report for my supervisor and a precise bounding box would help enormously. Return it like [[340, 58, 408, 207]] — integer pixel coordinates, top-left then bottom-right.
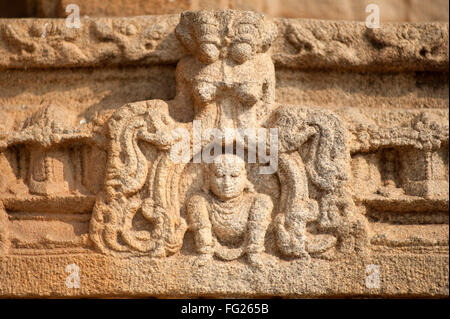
[[0, 16, 448, 71], [0, 9, 448, 298]]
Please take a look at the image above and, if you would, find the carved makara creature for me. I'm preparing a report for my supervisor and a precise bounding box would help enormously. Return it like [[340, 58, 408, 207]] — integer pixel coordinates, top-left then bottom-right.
[[89, 9, 369, 261], [89, 103, 188, 256], [271, 107, 369, 257]]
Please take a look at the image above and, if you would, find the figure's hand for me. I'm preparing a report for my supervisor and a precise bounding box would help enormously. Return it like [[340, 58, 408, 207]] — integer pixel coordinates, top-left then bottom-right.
[[247, 252, 265, 269]]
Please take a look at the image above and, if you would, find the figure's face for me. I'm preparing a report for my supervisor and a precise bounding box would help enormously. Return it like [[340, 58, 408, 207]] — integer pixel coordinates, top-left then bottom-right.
[[209, 156, 247, 200]]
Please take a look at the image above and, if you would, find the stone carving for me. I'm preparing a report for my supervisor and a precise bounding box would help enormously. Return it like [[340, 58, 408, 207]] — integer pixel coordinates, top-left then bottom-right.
[[0, 104, 107, 255], [89, 9, 279, 257], [1, 17, 448, 71], [175, 10, 277, 64], [349, 111, 449, 153], [341, 108, 449, 232], [283, 20, 449, 71], [88, 9, 369, 261], [0, 16, 183, 69], [270, 107, 369, 258], [89, 102, 187, 256], [187, 154, 272, 267], [0, 8, 448, 298]]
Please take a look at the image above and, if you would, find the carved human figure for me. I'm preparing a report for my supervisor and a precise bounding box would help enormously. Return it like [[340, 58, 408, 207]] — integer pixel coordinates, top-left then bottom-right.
[[173, 9, 277, 131], [187, 154, 272, 267]]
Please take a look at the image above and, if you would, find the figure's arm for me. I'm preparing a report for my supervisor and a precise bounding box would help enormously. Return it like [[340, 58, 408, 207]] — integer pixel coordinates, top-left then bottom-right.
[[247, 194, 272, 254], [187, 194, 214, 255]]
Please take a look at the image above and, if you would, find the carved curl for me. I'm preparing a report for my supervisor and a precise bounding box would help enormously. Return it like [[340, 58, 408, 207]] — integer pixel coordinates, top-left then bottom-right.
[[270, 106, 368, 256], [90, 102, 187, 256], [271, 106, 350, 193]]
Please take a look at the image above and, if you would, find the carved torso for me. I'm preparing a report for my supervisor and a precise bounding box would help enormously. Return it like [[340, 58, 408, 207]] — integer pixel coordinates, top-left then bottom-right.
[[208, 192, 254, 244]]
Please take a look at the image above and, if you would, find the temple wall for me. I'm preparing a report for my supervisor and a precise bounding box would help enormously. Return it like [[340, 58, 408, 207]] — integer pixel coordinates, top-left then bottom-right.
[[0, 5, 448, 298]]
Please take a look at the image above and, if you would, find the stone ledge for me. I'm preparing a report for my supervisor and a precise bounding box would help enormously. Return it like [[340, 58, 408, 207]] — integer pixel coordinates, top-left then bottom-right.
[[0, 16, 448, 71], [0, 253, 448, 297]]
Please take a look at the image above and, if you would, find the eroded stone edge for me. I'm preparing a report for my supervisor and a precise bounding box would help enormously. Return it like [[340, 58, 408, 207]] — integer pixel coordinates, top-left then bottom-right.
[[0, 16, 448, 71]]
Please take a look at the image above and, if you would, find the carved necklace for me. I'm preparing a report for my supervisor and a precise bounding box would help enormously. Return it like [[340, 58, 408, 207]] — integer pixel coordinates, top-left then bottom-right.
[[209, 193, 251, 219], [208, 192, 253, 239]]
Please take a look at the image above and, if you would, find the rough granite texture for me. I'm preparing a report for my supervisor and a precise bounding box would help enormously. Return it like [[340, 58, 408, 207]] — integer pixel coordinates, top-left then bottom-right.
[[0, 9, 448, 298]]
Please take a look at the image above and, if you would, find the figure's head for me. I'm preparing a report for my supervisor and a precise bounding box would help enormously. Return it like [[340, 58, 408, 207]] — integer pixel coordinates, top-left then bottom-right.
[[175, 10, 277, 64], [208, 154, 250, 200]]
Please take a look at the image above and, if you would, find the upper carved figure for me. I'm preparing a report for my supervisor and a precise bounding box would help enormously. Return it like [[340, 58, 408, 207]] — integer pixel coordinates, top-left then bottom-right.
[[172, 10, 277, 131]]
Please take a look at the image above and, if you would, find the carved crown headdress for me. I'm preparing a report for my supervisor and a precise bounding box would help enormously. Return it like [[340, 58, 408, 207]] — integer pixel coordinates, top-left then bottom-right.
[[175, 10, 278, 64]]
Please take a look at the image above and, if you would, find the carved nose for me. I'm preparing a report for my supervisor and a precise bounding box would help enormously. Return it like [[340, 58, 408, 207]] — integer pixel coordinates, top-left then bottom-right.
[[223, 176, 233, 186]]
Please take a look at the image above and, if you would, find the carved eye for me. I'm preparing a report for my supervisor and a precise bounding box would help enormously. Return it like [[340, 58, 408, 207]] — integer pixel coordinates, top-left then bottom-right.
[[196, 23, 219, 40], [215, 172, 224, 178], [231, 173, 239, 178]]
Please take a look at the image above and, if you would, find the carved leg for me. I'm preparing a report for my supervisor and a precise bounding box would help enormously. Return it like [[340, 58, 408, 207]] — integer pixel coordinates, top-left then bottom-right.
[[247, 194, 272, 268], [187, 195, 214, 266], [276, 153, 314, 260], [275, 206, 310, 260], [289, 217, 309, 259]]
